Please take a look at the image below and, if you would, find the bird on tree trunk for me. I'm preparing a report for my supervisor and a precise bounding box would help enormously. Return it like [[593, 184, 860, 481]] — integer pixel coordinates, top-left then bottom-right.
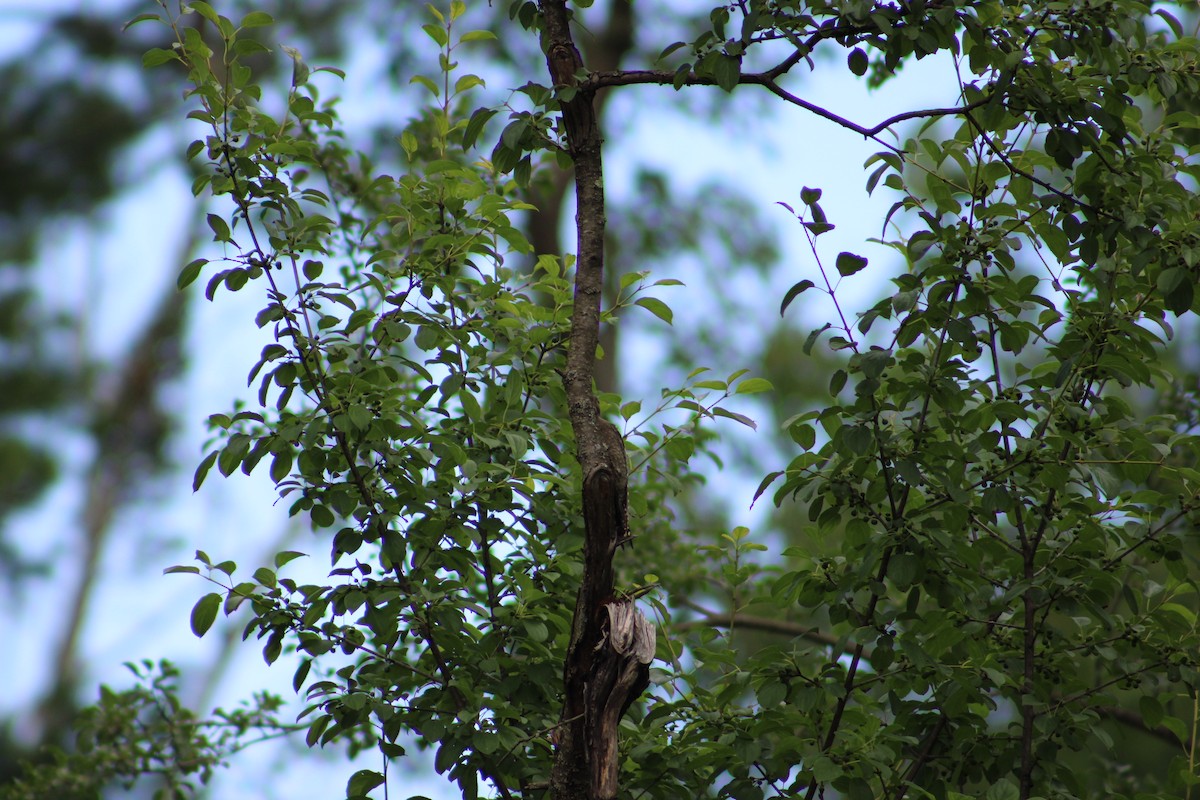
[[591, 396, 630, 545]]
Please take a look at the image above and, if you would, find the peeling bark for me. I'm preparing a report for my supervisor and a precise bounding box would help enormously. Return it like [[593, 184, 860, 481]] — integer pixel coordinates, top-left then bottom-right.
[[588, 601, 654, 800]]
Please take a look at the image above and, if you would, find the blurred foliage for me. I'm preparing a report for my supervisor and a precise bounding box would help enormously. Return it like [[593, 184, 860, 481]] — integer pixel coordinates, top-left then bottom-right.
[[0, 660, 288, 800]]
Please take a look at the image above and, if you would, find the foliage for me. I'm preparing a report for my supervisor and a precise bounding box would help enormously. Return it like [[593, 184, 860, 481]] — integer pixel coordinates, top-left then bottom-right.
[[0, 661, 287, 800], [13, 0, 1200, 799]]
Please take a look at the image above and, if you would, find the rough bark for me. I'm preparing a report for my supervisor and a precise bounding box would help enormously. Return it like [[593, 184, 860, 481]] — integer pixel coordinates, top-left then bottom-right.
[[527, 1, 634, 395], [540, 2, 652, 798]]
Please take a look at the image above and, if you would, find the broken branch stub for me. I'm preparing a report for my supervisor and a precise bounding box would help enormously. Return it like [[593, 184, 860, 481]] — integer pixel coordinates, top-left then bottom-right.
[[589, 600, 655, 800]]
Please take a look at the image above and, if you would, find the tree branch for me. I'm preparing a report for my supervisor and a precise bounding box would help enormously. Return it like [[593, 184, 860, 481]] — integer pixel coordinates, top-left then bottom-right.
[[676, 611, 849, 654], [1093, 703, 1193, 752], [963, 110, 1115, 220], [587, 68, 992, 142]]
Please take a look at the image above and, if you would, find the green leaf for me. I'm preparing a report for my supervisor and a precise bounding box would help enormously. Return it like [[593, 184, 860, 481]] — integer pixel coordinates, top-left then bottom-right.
[[906, 232, 936, 261], [524, 619, 549, 642], [293, 659, 312, 693], [829, 336, 854, 351], [190, 593, 221, 637], [184, 1, 220, 25], [460, 30, 497, 42], [848, 47, 869, 76], [233, 39, 271, 58], [225, 268, 248, 292], [274, 550, 306, 568], [713, 54, 740, 92], [400, 129, 419, 158], [836, 252, 869, 277], [124, 13, 162, 31], [535, 255, 561, 277], [282, 45, 309, 85], [620, 269, 648, 290], [142, 48, 180, 67], [736, 377, 773, 394], [985, 778, 1019, 800], [302, 259, 323, 280], [780, 279, 815, 316], [811, 755, 843, 782], [757, 680, 787, 706], [239, 11, 273, 28], [207, 213, 231, 243], [843, 424, 873, 454], [193, 451, 218, 491], [414, 325, 441, 350], [1158, 267, 1194, 316], [634, 297, 673, 325], [422, 23, 448, 47], [269, 449, 293, 482], [454, 74, 485, 94], [803, 322, 831, 355], [672, 62, 692, 90], [752, 471, 784, 504], [789, 422, 815, 450], [348, 403, 373, 431], [218, 436, 249, 477], [1139, 694, 1164, 728], [225, 583, 254, 614], [657, 41, 687, 62], [263, 632, 283, 665], [163, 565, 201, 575], [458, 106, 496, 149], [714, 406, 757, 430], [887, 553, 920, 588], [177, 258, 207, 290], [411, 74, 441, 98], [1155, 9, 1184, 37], [857, 347, 892, 379]]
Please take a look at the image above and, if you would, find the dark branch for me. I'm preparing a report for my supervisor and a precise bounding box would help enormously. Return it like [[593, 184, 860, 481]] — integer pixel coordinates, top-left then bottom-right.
[[587, 68, 992, 141], [964, 110, 1114, 220], [677, 612, 849, 654], [1093, 703, 1193, 752]]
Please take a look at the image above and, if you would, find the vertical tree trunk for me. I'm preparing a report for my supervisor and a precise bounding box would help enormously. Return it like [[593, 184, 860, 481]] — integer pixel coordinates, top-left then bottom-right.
[[539, 3, 652, 798]]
